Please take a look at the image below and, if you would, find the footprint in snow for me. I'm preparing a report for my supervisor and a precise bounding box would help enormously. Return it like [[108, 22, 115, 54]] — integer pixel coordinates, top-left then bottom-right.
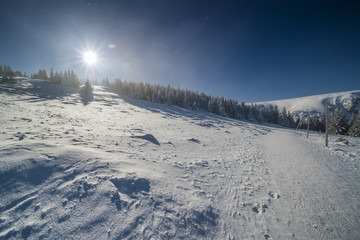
[[252, 206, 260, 213], [268, 191, 281, 199], [15, 132, 26, 140], [187, 138, 200, 144], [264, 234, 273, 240], [252, 204, 268, 214]]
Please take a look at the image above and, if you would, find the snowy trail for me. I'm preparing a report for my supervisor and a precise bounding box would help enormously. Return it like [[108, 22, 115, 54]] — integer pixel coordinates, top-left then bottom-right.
[[262, 129, 360, 239], [169, 126, 273, 239]]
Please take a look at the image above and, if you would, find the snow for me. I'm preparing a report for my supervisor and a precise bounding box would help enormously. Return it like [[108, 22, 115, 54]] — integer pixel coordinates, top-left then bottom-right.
[[263, 130, 360, 239], [1, 79, 359, 239], [254, 90, 360, 121]]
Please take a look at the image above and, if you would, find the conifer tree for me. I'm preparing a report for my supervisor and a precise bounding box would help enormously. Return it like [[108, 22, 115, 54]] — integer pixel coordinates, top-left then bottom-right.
[[82, 79, 93, 93], [348, 114, 360, 137], [328, 109, 349, 135], [219, 97, 226, 116], [49, 67, 54, 82]]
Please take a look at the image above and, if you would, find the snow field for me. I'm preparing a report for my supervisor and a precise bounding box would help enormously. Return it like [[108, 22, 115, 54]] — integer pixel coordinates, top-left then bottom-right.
[[0, 80, 359, 239]]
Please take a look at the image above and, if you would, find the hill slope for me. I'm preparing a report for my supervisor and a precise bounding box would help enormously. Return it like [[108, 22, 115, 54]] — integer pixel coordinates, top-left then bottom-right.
[[254, 90, 360, 121], [1, 80, 359, 239]]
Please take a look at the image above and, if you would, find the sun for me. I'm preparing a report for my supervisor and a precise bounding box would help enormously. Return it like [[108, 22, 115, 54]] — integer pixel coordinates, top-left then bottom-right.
[[82, 50, 98, 65]]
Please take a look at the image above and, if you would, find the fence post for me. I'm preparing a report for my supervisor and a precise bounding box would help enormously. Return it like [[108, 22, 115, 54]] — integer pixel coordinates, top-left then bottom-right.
[[325, 102, 328, 147], [306, 114, 310, 138]]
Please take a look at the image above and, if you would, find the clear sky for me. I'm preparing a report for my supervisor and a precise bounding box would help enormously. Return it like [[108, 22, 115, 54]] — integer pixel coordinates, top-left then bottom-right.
[[1, 0, 359, 102]]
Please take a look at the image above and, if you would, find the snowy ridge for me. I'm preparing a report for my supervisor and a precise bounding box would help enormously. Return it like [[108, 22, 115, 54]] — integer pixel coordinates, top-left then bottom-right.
[[0, 80, 359, 239], [254, 90, 360, 121]]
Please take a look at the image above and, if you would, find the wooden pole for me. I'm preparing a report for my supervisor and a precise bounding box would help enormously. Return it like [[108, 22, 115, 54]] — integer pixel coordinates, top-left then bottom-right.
[[325, 102, 328, 147], [306, 114, 310, 138]]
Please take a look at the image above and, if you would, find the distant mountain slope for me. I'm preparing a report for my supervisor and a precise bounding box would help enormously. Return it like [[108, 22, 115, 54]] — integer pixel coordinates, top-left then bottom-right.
[[253, 90, 360, 121]]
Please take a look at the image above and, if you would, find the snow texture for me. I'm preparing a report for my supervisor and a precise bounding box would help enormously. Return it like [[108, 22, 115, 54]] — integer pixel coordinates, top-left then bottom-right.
[[0, 79, 359, 239]]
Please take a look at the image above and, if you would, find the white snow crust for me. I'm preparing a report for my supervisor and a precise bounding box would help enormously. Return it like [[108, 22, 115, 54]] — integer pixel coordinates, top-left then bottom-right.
[[0, 80, 359, 239]]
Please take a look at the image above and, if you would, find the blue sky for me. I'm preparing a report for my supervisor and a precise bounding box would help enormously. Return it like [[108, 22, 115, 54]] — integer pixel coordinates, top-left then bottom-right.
[[1, 0, 359, 102]]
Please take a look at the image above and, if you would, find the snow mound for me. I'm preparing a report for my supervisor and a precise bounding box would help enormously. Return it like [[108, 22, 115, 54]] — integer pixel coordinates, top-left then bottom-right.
[[132, 133, 160, 145]]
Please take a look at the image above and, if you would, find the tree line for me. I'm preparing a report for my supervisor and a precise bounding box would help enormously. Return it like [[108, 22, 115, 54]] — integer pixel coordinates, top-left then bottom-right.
[[0, 65, 27, 78], [1, 65, 359, 137], [0, 65, 80, 88], [101, 78, 360, 137], [31, 68, 81, 87]]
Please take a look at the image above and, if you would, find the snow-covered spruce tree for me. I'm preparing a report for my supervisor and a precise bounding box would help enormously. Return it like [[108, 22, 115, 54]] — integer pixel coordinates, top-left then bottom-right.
[[135, 82, 145, 99], [236, 102, 246, 120], [183, 89, 194, 108], [348, 114, 360, 137], [266, 105, 279, 124], [348, 114, 356, 131], [279, 107, 291, 127], [226, 99, 238, 119], [59, 69, 80, 87], [199, 92, 209, 110], [49, 67, 54, 82], [208, 96, 219, 114], [14, 70, 22, 77], [273, 105, 279, 124], [53, 71, 62, 84], [218, 97, 227, 116], [32, 69, 48, 80], [1, 65, 16, 77], [251, 104, 262, 122], [82, 79, 93, 93], [310, 115, 324, 132], [287, 111, 296, 128], [145, 83, 153, 101], [46, 68, 61, 84], [328, 109, 349, 135]]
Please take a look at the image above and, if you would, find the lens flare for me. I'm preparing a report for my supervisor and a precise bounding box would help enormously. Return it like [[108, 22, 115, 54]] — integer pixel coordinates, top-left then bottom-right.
[[82, 51, 98, 65]]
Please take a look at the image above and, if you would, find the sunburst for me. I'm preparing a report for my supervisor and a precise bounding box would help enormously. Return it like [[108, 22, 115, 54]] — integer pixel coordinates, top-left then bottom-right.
[[82, 50, 98, 66]]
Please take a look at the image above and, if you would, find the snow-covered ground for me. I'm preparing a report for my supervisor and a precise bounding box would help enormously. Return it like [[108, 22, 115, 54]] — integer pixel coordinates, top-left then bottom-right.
[[254, 90, 360, 121], [1, 80, 359, 239]]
